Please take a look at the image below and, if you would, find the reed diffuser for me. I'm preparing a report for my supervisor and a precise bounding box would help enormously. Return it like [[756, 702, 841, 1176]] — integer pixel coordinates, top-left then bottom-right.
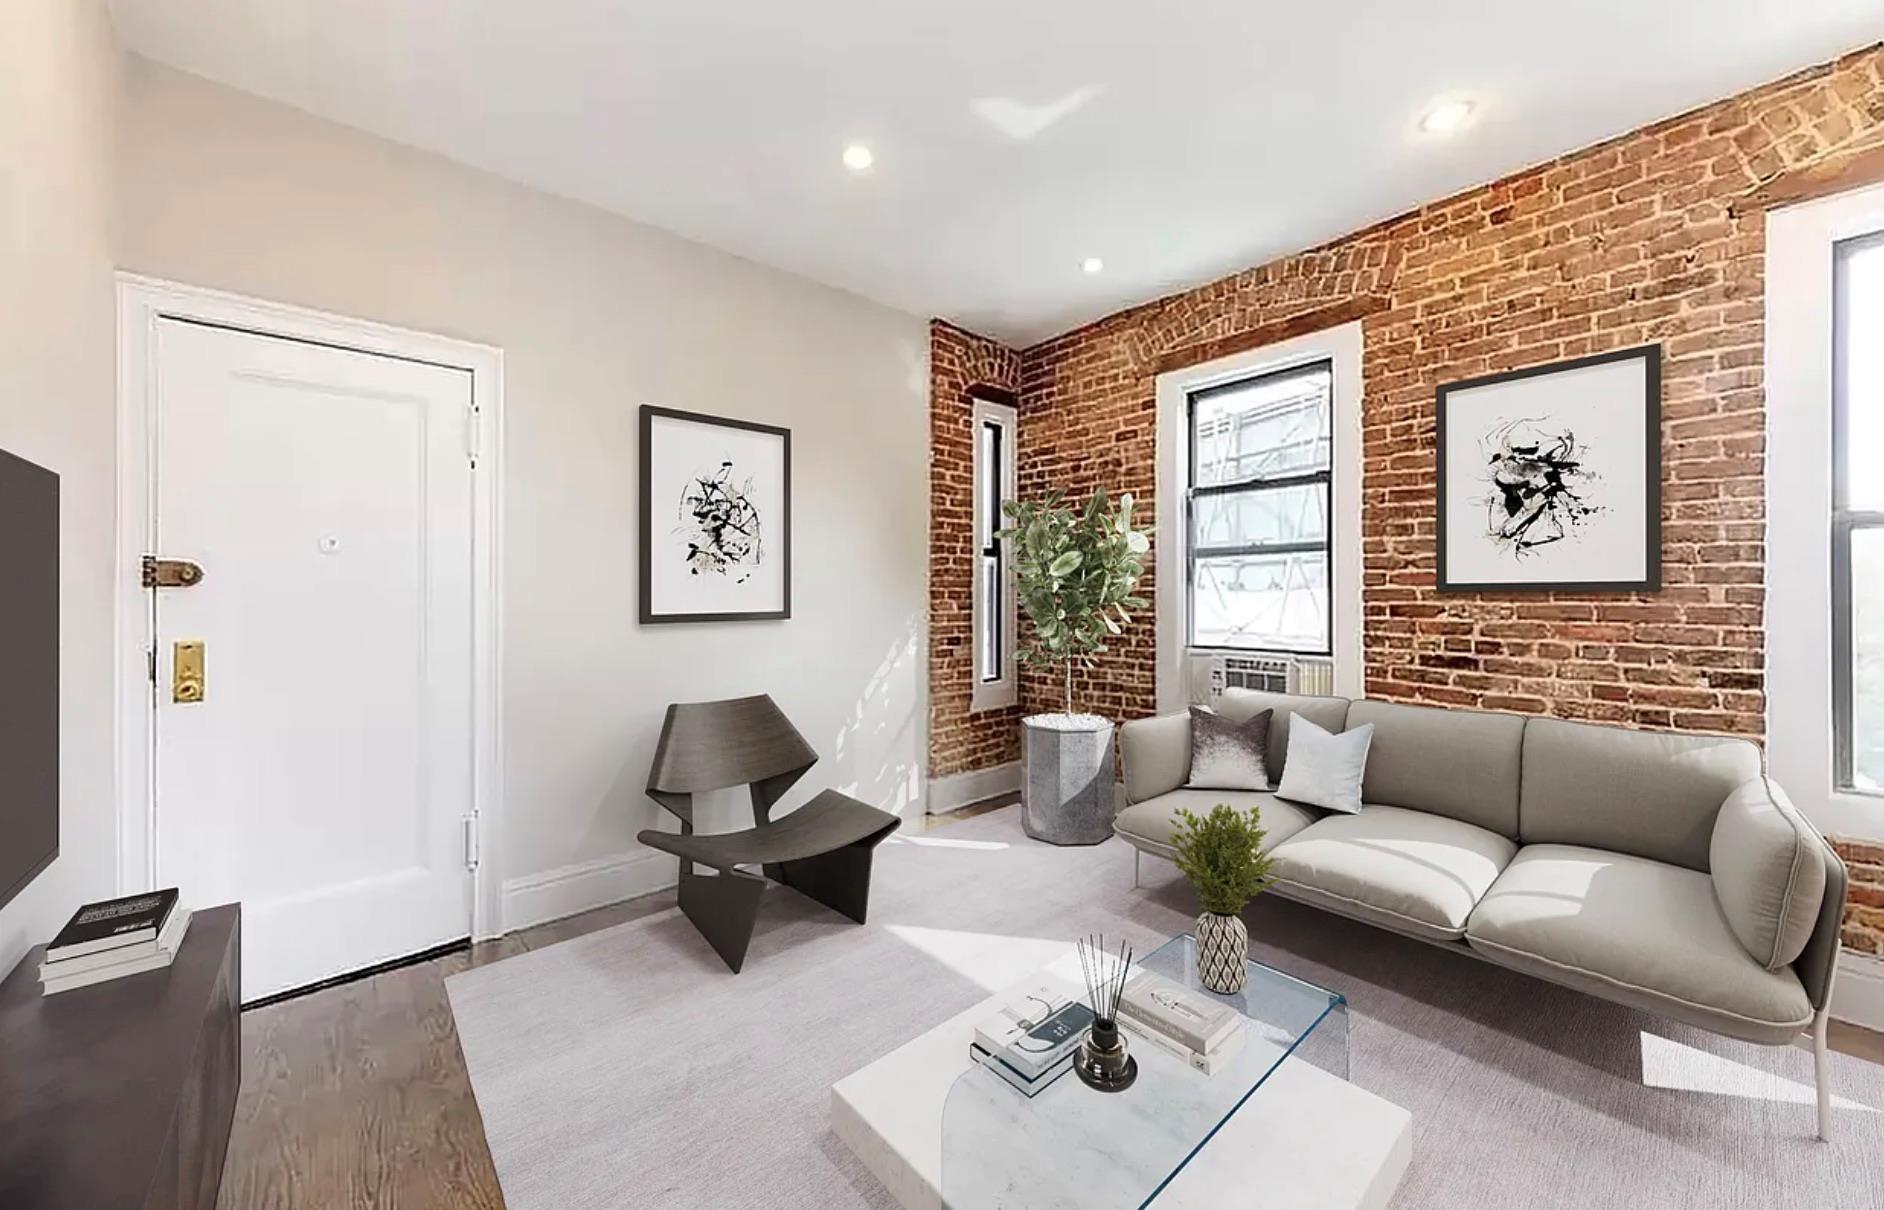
[[1072, 934, 1137, 1093]]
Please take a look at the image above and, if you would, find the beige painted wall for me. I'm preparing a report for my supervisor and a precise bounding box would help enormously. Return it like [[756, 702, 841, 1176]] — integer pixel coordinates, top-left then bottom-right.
[[115, 58, 930, 927], [0, 0, 121, 974]]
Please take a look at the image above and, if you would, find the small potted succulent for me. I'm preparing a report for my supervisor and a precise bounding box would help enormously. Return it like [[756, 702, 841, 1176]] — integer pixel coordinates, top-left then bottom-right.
[[1168, 803, 1276, 994]]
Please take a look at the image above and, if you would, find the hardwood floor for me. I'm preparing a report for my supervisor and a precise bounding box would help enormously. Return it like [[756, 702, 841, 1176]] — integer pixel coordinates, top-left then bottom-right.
[[216, 815, 1884, 1209], [215, 896, 670, 1210]]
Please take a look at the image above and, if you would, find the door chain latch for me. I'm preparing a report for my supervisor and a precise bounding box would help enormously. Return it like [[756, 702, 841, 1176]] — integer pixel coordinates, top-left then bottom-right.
[[142, 556, 205, 589]]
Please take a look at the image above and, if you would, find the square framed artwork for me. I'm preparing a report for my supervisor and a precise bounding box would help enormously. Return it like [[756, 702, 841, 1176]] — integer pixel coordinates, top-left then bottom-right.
[[639, 405, 791, 623], [1435, 344, 1661, 592]]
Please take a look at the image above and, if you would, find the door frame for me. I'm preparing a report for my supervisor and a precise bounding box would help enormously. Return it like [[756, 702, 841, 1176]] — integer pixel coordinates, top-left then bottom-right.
[[114, 274, 507, 942]]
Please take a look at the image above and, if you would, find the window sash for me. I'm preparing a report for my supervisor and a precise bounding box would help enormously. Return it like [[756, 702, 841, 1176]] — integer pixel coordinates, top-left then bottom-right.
[[1185, 360, 1335, 655], [978, 416, 1004, 684], [1833, 231, 1884, 790], [971, 401, 1016, 701]]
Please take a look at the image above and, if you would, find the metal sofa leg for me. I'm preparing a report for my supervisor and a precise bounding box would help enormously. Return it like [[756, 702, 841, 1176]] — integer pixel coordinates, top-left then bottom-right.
[[1814, 1002, 1833, 1142], [1133, 848, 1141, 889], [1813, 953, 1840, 1141]]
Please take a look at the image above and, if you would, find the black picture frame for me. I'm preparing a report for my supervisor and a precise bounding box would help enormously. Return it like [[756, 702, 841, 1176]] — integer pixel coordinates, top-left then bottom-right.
[[1435, 343, 1661, 593], [639, 404, 792, 623]]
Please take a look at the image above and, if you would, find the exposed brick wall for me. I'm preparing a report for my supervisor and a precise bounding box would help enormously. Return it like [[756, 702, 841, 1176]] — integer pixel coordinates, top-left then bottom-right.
[[1017, 45, 1884, 739], [928, 321, 1023, 778], [928, 48, 1884, 947], [1841, 839, 1884, 957], [1005, 45, 1884, 941]]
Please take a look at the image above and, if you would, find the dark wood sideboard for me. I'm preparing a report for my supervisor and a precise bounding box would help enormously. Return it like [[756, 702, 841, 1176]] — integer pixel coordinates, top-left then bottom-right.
[[0, 903, 241, 1210]]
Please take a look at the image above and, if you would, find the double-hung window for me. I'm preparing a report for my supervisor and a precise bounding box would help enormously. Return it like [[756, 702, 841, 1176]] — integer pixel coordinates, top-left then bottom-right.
[[1186, 360, 1334, 654], [1833, 231, 1884, 791], [971, 393, 1018, 710]]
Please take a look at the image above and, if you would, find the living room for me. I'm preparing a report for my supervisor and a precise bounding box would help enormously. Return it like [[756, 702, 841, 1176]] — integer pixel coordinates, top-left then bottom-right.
[[3, 2, 1884, 1207]]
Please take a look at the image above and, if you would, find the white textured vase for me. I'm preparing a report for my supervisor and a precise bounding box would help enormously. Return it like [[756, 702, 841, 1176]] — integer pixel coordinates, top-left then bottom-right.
[[1195, 911, 1249, 994]]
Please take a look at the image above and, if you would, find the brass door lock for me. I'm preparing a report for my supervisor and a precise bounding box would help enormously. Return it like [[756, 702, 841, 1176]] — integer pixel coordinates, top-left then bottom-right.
[[173, 641, 205, 704]]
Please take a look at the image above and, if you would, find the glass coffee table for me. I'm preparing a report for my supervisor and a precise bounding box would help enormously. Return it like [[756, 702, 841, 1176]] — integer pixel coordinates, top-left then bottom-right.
[[940, 934, 1350, 1209]]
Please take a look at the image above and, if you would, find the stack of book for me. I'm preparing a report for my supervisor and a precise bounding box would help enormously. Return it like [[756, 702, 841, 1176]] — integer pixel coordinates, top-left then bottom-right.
[[40, 889, 191, 996], [967, 983, 1094, 1097], [1118, 970, 1247, 1074]]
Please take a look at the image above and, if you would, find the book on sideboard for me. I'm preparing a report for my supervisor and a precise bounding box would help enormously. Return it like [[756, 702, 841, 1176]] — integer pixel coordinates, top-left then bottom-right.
[[45, 888, 181, 960], [40, 891, 191, 996]]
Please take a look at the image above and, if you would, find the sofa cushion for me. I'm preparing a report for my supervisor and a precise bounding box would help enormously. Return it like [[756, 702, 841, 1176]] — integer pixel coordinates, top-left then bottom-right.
[[1274, 717, 1373, 814], [1216, 689, 1351, 785], [1345, 701, 1524, 837], [1466, 844, 1813, 1044], [1112, 788, 1318, 858], [1187, 705, 1272, 791], [1267, 805, 1517, 943], [1519, 718, 1762, 871], [1710, 778, 1827, 970]]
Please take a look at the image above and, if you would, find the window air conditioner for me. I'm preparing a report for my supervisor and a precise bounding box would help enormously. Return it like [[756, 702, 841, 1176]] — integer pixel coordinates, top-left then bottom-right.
[[1186, 652, 1337, 704]]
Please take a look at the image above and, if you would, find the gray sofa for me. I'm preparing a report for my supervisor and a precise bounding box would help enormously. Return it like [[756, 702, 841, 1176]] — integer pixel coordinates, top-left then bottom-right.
[[1115, 689, 1849, 1138]]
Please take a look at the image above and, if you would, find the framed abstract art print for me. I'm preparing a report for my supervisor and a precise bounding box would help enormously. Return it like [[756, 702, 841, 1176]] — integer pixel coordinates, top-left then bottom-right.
[[639, 405, 791, 623], [1435, 344, 1661, 592]]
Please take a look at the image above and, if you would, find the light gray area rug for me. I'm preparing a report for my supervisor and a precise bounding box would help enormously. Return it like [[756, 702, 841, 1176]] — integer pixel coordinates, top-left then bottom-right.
[[446, 808, 1884, 1209]]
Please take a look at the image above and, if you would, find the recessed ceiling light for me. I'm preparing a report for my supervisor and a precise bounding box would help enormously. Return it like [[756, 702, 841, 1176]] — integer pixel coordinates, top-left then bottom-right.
[[842, 143, 874, 171], [1419, 98, 1477, 137], [1081, 257, 1104, 275]]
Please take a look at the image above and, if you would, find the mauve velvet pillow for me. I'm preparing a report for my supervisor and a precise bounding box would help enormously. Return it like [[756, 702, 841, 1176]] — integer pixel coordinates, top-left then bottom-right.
[[1186, 706, 1272, 791]]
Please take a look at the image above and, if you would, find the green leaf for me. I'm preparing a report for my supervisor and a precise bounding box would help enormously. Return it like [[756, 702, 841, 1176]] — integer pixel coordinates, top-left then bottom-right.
[[990, 486, 1150, 713]]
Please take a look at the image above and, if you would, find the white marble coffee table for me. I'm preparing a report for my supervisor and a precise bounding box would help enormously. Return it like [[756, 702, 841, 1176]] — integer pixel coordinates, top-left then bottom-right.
[[831, 936, 1410, 1210]]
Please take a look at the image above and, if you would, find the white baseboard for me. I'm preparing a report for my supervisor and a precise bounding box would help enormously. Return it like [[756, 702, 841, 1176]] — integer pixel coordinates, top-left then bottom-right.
[[500, 848, 677, 934], [927, 761, 1020, 814], [1834, 952, 1884, 1031]]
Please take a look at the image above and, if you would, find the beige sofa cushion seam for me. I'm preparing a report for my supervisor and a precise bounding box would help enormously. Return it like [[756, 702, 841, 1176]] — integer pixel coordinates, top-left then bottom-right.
[[1272, 876, 1465, 940], [1467, 933, 1812, 1033], [1764, 775, 1813, 971], [1111, 825, 1176, 860]]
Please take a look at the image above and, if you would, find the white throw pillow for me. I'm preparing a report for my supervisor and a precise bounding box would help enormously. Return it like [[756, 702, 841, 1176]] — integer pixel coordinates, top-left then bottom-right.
[[1274, 716, 1373, 815]]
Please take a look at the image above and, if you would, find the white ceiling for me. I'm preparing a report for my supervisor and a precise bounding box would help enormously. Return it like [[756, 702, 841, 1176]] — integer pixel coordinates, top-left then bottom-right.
[[106, 1, 1882, 347]]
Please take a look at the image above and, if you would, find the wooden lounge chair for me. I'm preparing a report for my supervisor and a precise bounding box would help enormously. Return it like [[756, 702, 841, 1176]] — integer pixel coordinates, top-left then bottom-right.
[[638, 694, 901, 971]]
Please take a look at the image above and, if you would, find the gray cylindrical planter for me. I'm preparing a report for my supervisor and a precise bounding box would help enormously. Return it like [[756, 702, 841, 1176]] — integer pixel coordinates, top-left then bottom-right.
[[1020, 715, 1116, 845]]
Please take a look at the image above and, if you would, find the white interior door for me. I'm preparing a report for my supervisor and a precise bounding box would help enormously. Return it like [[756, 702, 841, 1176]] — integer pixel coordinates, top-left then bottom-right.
[[148, 317, 476, 1002]]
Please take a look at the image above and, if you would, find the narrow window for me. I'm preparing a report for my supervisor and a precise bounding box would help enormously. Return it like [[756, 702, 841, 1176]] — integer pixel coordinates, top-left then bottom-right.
[[1834, 231, 1884, 791], [1186, 360, 1334, 654], [972, 394, 1018, 710]]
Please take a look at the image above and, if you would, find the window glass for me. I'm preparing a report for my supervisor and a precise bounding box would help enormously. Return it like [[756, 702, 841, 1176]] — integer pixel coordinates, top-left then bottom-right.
[[1191, 483, 1328, 551], [1192, 367, 1332, 487], [1186, 361, 1333, 654], [1850, 529, 1884, 788], [1844, 240, 1884, 512], [1192, 551, 1330, 652]]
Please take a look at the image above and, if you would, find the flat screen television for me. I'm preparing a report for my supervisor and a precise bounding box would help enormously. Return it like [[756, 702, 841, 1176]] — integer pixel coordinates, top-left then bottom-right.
[[0, 447, 57, 912]]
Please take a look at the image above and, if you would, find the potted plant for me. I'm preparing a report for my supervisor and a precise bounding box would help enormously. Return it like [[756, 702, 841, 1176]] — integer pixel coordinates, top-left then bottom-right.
[[1169, 803, 1277, 993], [1000, 489, 1149, 845]]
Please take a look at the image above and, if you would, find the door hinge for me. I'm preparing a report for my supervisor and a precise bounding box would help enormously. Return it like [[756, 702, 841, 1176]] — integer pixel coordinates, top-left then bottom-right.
[[146, 646, 157, 686], [463, 816, 481, 870], [465, 405, 482, 467]]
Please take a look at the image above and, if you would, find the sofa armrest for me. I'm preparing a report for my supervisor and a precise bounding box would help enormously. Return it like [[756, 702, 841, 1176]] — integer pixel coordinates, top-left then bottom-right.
[[1119, 712, 1190, 805], [1794, 834, 1849, 1013], [1709, 776, 1835, 976]]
